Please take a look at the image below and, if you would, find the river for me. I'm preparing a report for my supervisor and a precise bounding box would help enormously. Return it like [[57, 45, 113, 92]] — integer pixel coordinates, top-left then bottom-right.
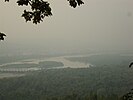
[[0, 55, 93, 70]]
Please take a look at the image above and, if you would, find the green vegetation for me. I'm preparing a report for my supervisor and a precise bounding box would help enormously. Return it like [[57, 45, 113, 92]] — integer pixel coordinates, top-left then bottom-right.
[[0, 67, 132, 100], [0, 54, 132, 100], [39, 61, 64, 68]]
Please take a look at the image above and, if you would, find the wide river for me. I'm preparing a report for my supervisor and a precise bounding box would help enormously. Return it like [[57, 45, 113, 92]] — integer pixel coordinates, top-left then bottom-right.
[[0, 55, 94, 78], [0, 55, 92, 69]]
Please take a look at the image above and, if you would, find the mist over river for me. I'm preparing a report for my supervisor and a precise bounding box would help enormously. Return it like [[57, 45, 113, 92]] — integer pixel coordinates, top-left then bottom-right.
[[0, 55, 93, 73]]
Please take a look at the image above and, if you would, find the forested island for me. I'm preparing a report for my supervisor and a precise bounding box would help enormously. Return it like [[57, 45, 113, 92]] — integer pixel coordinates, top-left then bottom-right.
[[0, 54, 132, 100], [39, 61, 64, 68]]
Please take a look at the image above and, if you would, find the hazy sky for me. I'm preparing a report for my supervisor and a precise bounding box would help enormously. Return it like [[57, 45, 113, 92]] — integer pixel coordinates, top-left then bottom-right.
[[0, 0, 133, 55]]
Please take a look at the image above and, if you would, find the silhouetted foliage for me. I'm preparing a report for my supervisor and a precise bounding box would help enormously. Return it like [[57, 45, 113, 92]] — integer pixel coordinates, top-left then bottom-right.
[[68, 0, 84, 8], [121, 89, 133, 100], [17, 0, 52, 24], [1, 0, 84, 40], [129, 62, 133, 68], [5, 0, 84, 24], [5, 0, 9, 2], [121, 63, 133, 100], [0, 32, 6, 41]]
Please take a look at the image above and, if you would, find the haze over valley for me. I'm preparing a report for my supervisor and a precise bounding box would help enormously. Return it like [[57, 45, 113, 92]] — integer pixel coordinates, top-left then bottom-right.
[[0, 0, 133, 99]]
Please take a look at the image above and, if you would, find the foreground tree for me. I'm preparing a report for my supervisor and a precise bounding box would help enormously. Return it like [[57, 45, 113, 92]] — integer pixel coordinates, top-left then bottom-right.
[[5, 0, 84, 24], [121, 89, 133, 100], [0, 0, 84, 40], [120, 63, 133, 100], [0, 32, 6, 41], [129, 62, 133, 68]]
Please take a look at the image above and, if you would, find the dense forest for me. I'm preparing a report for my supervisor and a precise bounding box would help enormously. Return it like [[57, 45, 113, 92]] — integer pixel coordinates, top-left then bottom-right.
[[0, 54, 133, 100]]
